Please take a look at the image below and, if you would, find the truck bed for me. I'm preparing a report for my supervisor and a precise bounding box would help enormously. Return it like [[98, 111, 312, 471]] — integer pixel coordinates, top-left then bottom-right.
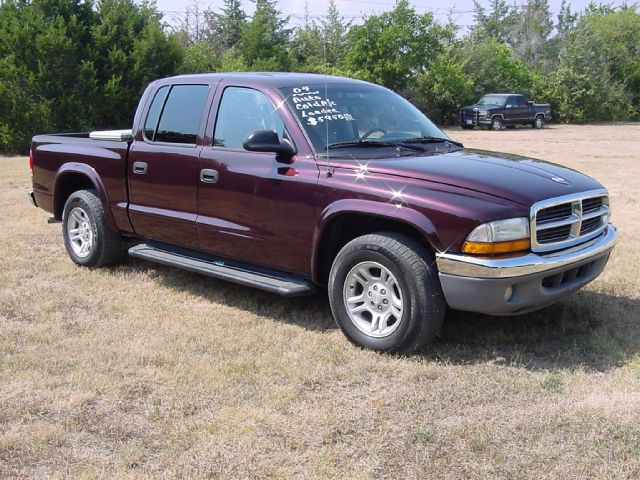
[[30, 131, 134, 233]]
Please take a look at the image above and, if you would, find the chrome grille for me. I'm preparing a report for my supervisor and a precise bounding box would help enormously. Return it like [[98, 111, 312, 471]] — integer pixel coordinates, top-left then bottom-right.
[[530, 189, 609, 253]]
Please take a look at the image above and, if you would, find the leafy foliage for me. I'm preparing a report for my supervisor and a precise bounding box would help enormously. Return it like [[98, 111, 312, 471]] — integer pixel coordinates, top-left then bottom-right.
[[1, 0, 639, 153], [238, 0, 291, 70], [546, 7, 640, 121], [0, 0, 182, 153], [345, 0, 451, 92]]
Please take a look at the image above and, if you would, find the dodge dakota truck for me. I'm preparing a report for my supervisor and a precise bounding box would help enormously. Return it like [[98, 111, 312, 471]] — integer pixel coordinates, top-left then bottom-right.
[[459, 93, 552, 130], [29, 73, 616, 353]]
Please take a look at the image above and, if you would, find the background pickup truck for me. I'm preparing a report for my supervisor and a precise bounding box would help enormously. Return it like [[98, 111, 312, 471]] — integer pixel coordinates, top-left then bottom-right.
[[459, 93, 552, 130], [29, 73, 616, 353]]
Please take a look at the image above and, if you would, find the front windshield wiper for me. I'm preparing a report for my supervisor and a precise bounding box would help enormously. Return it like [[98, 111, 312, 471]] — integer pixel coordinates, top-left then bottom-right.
[[399, 136, 464, 148], [325, 140, 425, 152]]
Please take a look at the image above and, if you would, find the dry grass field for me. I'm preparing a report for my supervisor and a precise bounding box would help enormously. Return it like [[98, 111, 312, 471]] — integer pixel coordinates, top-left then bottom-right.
[[1, 123, 639, 479]]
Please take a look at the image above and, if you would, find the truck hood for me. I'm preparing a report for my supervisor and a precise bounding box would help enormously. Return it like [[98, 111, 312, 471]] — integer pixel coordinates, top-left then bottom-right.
[[460, 104, 500, 112], [337, 149, 603, 206]]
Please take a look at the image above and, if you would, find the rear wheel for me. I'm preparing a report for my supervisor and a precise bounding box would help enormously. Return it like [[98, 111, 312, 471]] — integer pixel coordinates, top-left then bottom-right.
[[328, 232, 446, 353], [491, 117, 503, 131], [62, 189, 124, 267], [533, 115, 545, 129]]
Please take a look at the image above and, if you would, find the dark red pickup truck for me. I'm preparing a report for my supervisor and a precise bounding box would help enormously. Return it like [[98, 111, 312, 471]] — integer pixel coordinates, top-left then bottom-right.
[[29, 73, 617, 353]]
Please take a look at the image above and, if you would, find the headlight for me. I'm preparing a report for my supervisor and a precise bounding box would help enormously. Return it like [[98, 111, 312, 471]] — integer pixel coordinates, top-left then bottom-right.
[[478, 110, 488, 116], [462, 217, 530, 255]]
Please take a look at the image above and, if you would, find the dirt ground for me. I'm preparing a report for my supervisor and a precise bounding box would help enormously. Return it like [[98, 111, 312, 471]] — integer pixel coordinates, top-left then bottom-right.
[[1, 123, 639, 478]]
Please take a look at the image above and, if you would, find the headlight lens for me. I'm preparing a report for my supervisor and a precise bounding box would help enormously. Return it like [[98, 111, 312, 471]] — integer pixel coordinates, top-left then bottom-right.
[[462, 217, 530, 255], [478, 110, 488, 116]]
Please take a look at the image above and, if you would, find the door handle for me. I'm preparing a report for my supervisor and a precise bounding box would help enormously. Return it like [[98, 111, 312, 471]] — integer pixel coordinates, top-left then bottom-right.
[[133, 161, 148, 174], [200, 168, 219, 184]]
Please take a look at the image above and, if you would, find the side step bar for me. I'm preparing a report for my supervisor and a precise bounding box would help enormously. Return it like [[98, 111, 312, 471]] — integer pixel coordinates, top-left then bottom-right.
[[128, 243, 316, 297]]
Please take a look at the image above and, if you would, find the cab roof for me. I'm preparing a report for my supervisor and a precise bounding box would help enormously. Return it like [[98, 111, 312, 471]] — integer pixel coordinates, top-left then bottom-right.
[[156, 72, 373, 89]]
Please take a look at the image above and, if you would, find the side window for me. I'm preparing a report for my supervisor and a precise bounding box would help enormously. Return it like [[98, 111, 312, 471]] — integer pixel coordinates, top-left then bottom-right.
[[155, 84, 209, 145], [213, 87, 285, 149], [507, 96, 517, 107], [143, 86, 169, 141]]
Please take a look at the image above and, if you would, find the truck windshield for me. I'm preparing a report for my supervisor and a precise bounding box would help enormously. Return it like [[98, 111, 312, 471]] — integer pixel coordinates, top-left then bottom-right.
[[477, 95, 508, 106], [279, 83, 449, 154]]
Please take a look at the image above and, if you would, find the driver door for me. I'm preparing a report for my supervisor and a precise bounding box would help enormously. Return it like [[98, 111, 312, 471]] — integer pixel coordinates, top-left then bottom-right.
[[196, 85, 320, 276]]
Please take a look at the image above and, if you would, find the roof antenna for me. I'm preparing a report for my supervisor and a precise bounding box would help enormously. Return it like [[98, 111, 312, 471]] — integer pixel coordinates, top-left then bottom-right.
[[323, 37, 332, 177]]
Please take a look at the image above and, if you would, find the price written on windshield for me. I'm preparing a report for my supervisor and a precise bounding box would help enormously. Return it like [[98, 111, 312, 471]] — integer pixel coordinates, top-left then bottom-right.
[[291, 86, 355, 126]]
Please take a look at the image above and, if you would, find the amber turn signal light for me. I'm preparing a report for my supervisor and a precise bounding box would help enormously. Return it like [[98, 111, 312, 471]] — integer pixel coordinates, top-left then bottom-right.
[[461, 238, 531, 255]]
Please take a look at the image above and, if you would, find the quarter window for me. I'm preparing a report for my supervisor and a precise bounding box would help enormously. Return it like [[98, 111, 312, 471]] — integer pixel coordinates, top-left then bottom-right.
[[154, 84, 209, 145], [213, 87, 285, 149], [143, 86, 169, 141]]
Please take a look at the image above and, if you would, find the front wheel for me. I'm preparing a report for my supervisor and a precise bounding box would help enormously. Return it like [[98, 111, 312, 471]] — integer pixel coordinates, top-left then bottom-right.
[[62, 189, 124, 267], [328, 232, 446, 353], [491, 117, 503, 131]]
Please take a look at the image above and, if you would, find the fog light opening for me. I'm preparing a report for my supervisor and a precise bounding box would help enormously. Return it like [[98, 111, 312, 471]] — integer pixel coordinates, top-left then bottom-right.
[[504, 286, 514, 302]]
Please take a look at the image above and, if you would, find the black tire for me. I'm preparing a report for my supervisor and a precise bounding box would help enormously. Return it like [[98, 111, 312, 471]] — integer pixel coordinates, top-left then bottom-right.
[[328, 232, 446, 353], [533, 115, 545, 129], [461, 125, 474, 130], [491, 116, 503, 131], [62, 189, 124, 267]]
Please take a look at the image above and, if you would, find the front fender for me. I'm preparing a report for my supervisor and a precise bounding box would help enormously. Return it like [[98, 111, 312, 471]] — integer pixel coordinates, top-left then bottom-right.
[[310, 198, 443, 281]]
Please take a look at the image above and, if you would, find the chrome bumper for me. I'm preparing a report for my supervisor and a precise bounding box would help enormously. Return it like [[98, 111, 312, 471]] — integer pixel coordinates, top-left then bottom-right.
[[436, 225, 617, 279], [435, 225, 617, 315]]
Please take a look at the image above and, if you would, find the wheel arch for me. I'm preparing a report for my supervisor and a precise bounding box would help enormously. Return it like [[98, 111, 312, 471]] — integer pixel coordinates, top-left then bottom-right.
[[53, 163, 117, 231], [311, 199, 441, 285]]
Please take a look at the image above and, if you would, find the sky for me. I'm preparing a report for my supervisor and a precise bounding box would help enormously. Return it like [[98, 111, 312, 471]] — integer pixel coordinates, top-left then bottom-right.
[[153, 0, 630, 30]]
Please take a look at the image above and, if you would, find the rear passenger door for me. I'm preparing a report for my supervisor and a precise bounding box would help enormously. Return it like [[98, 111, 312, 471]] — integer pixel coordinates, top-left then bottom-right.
[[128, 82, 215, 247]]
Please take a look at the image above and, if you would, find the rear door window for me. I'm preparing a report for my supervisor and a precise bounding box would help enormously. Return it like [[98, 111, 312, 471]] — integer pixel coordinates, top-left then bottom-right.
[[154, 84, 209, 145]]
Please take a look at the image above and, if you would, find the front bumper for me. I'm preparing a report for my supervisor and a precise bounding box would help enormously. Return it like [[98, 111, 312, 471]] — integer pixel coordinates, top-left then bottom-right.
[[460, 118, 491, 127], [435, 225, 617, 315], [459, 109, 491, 126]]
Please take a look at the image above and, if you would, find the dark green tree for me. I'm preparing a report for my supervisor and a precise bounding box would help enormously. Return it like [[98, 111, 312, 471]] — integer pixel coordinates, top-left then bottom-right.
[[460, 36, 535, 97], [345, 0, 451, 92], [557, 0, 579, 36], [546, 7, 640, 121], [320, 0, 350, 67], [292, 4, 323, 69], [505, 0, 553, 67], [0, 0, 97, 152], [238, 0, 291, 70], [92, 0, 183, 127], [471, 0, 514, 42], [205, 0, 247, 53]]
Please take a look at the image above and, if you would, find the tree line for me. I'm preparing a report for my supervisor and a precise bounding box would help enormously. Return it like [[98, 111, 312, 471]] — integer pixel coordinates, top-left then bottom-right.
[[1, 0, 639, 153]]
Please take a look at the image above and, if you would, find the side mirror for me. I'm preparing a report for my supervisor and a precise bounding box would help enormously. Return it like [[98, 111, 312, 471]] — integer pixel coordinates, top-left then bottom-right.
[[243, 130, 295, 160], [506, 104, 512, 109]]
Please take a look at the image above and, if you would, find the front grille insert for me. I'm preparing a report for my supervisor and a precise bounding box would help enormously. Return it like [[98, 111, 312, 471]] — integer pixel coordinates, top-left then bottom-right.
[[531, 190, 609, 253]]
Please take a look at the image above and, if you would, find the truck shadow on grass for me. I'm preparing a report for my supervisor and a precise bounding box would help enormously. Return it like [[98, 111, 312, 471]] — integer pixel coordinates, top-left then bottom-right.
[[429, 290, 640, 371], [134, 261, 638, 372]]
